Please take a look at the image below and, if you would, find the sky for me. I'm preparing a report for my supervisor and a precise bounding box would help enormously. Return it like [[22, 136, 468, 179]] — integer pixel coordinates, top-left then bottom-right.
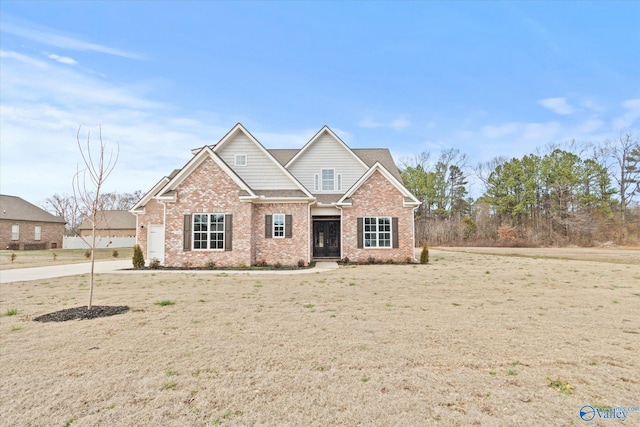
[[1, 1, 639, 205]]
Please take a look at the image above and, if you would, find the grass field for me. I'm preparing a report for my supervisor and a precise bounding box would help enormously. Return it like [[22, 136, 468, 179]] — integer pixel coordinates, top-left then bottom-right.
[[0, 247, 134, 270], [0, 248, 638, 425]]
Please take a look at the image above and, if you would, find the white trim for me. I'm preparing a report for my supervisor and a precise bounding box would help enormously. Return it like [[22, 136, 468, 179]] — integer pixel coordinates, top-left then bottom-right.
[[192, 212, 226, 251], [272, 213, 285, 238], [162, 147, 256, 198], [363, 216, 392, 249], [212, 124, 313, 198], [337, 162, 421, 207], [235, 153, 247, 166], [130, 176, 170, 212], [285, 126, 369, 170], [321, 168, 336, 192]]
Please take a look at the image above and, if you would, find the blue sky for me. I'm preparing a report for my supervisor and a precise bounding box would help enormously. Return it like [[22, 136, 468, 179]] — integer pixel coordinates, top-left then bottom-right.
[[1, 1, 639, 204]]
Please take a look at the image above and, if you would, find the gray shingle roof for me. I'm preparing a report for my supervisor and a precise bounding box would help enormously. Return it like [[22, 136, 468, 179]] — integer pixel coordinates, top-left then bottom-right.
[[268, 148, 402, 181], [78, 210, 136, 230], [0, 194, 66, 223]]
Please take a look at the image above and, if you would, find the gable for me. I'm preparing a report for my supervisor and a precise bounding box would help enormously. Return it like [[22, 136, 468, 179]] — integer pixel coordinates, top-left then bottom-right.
[[286, 129, 368, 193], [338, 162, 421, 207], [214, 126, 303, 191], [0, 194, 66, 223]]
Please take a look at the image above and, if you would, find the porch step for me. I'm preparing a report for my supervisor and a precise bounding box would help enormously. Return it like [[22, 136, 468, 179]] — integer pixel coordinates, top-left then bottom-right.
[[314, 261, 339, 270]]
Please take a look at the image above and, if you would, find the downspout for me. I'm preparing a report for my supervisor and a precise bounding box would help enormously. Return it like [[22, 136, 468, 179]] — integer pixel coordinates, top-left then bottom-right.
[[307, 201, 313, 264], [338, 205, 344, 260], [412, 205, 418, 261]]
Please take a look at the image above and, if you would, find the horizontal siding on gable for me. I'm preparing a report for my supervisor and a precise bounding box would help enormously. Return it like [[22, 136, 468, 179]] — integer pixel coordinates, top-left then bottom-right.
[[217, 133, 298, 190], [287, 133, 367, 192]]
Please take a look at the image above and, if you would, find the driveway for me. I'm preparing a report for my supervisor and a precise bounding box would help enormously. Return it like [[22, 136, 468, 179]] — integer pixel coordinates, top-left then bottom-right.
[[0, 261, 339, 283], [0, 260, 131, 284]]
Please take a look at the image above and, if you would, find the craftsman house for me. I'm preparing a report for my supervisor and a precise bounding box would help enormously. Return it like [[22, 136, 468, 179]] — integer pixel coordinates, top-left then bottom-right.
[[0, 194, 66, 250], [131, 124, 420, 267]]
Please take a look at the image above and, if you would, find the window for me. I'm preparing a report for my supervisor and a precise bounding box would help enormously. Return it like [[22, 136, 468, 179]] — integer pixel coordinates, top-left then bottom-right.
[[273, 214, 285, 238], [363, 217, 391, 248], [235, 154, 247, 166], [11, 225, 19, 240], [265, 214, 292, 238], [315, 169, 342, 192], [193, 213, 225, 250], [322, 169, 335, 191], [34, 226, 42, 241]]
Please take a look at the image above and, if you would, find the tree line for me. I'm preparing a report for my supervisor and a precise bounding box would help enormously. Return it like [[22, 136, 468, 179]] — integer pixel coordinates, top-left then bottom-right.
[[42, 190, 142, 236], [401, 130, 640, 246]]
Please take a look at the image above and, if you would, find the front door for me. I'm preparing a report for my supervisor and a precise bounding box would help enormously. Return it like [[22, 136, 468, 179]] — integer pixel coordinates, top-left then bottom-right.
[[147, 225, 165, 264], [313, 220, 340, 258]]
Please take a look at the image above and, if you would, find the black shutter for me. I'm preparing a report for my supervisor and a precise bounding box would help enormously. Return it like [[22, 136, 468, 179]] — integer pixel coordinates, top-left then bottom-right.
[[392, 217, 399, 248], [285, 214, 292, 238], [224, 214, 232, 251], [265, 215, 272, 238], [357, 217, 363, 249], [183, 214, 192, 251]]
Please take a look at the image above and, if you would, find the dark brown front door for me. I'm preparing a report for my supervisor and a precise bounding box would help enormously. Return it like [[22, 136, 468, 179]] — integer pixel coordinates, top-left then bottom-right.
[[313, 220, 340, 258]]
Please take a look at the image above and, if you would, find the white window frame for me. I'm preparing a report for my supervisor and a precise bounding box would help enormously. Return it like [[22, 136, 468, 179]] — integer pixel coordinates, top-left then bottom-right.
[[363, 216, 392, 248], [11, 225, 19, 241], [34, 226, 42, 241], [321, 168, 335, 191], [235, 154, 247, 166], [273, 213, 285, 238], [192, 213, 225, 250]]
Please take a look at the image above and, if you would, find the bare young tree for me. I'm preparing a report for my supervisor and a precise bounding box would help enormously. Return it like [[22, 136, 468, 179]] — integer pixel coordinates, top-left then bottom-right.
[[73, 126, 119, 310], [606, 130, 639, 224]]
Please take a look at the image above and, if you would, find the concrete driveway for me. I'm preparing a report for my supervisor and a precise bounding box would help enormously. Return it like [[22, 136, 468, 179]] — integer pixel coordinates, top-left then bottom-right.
[[0, 260, 131, 284], [0, 260, 339, 283]]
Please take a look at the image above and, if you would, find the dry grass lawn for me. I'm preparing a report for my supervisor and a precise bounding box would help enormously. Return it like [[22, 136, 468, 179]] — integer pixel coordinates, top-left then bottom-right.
[[1, 248, 639, 426]]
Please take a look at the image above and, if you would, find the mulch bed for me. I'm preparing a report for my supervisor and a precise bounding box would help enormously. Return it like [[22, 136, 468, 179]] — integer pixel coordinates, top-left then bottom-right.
[[33, 306, 130, 323]]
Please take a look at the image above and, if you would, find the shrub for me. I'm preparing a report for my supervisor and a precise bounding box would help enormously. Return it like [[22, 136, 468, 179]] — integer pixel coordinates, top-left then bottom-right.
[[254, 259, 267, 267], [112, 250, 119, 258], [84, 249, 92, 259], [297, 259, 306, 268], [132, 244, 145, 269], [341, 256, 350, 265], [52, 252, 57, 261], [150, 258, 161, 269], [274, 262, 282, 269], [367, 256, 376, 265], [205, 260, 215, 270], [10, 252, 16, 263], [420, 244, 429, 264]]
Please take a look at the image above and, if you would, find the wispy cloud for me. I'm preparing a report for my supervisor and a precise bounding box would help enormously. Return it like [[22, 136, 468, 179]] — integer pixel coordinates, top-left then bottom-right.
[[538, 97, 574, 115], [612, 98, 640, 129], [1, 16, 145, 60], [45, 53, 78, 65], [0, 50, 48, 68]]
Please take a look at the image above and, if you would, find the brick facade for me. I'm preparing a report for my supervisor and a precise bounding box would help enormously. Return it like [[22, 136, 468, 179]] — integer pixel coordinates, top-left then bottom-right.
[[341, 170, 416, 262], [0, 220, 64, 250], [132, 125, 420, 267], [253, 203, 309, 266]]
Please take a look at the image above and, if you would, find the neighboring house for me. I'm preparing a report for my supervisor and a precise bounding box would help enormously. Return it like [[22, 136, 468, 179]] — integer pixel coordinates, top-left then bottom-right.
[[131, 124, 421, 267], [0, 194, 66, 250], [77, 210, 137, 238]]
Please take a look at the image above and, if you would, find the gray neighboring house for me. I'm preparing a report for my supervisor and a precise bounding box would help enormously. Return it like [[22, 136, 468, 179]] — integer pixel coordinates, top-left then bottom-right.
[[0, 194, 66, 250], [77, 210, 137, 238]]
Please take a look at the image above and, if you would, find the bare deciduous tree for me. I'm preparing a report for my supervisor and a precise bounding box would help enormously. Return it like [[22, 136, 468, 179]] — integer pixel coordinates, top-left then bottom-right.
[[73, 126, 119, 310]]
